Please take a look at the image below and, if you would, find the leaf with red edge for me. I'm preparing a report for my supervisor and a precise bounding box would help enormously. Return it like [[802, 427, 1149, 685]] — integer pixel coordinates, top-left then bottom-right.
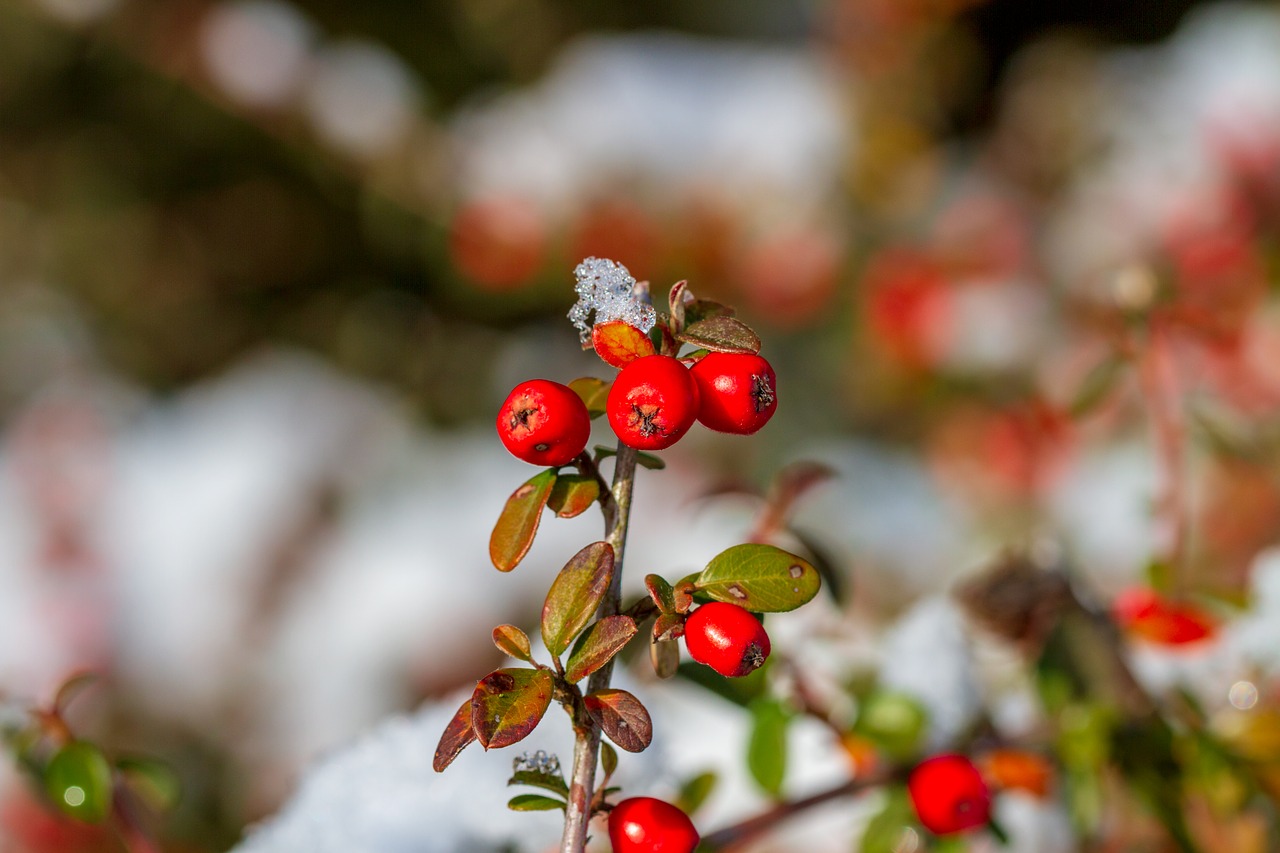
[[677, 316, 761, 354], [565, 615, 637, 683], [652, 612, 684, 642], [592, 321, 656, 367], [489, 470, 557, 572], [645, 574, 676, 613], [493, 625, 533, 662], [472, 668, 555, 750], [569, 377, 610, 419], [668, 280, 690, 332], [433, 697, 477, 771], [584, 689, 653, 753], [548, 475, 600, 518], [542, 542, 615, 657], [53, 671, 98, 715]]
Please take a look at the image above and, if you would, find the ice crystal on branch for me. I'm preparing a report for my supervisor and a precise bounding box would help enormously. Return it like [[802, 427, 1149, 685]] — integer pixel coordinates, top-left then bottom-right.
[[568, 257, 656, 343], [512, 750, 561, 775]]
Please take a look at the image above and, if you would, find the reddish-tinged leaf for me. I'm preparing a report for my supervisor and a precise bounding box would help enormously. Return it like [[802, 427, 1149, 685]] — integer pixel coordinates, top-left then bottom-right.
[[548, 475, 600, 518], [489, 470, 557, 572], [677, 316, 759, 354], [568, 377, 611, 419], [472, 668, 554, 750], [652, 612, 684, 643], [434, 698, 477, 771], [493, 625, 533, 662], [592, 321, 657, 367], [541, 542, 615, 657], [686, 297, 735, 324], [645, 574, 676, 613], [54, 671, 98, 715], [673, 579, 697, 614], [584, 689, 653, 753], [650, 637, 680, 679], [565, 615, 637, 683], [668, 280, 691, 332]]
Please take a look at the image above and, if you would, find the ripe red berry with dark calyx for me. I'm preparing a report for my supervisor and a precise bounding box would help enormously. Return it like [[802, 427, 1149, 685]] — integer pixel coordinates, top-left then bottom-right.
[[690, 351, 778, 434], [683, 601, 771, 677], [907, 754, 992, 836], [607, 355, 699, 451], [497, 379, 591, 467], [608, 797, 700, 853]]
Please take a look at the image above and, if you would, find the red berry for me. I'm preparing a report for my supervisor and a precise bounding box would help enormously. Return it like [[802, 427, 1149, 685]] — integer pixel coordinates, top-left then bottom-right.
[[608, 797, 699, 853], [907, 754, 991, 836], [497, 379, 591, 467], [683, 601, 770, 678], [606, 355, 699, 450], [689, 352, 778, 434]]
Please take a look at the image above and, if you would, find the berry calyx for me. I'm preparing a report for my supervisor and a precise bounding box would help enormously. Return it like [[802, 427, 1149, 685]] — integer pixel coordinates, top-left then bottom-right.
[[497, 379, 591, 467], [606, 355, 699, 450], [689, 352, 778, 434], [683, 601, 770, 677], [608, 797, 699, 853], [907, 754, 991, 836]]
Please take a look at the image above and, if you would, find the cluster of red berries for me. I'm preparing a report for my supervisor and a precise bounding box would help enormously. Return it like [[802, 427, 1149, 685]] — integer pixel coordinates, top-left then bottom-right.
[[496, 351, 778, 466]]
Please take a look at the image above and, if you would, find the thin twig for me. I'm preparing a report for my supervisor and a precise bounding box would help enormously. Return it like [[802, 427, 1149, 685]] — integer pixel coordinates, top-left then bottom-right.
[[561, 444, 640, 853]]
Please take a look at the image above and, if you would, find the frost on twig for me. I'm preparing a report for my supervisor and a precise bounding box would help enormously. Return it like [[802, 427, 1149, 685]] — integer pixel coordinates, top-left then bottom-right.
[[568, 257, 656, 344]]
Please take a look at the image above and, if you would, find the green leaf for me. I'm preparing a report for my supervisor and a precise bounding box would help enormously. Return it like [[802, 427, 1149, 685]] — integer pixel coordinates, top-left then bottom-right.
[[492, 625, 534, 662], [675, 771, 717, 817], [433, 697, 478, 771], [676, 658, 769, 707], [116, 756, 180, 813], [644, 574, 676, 613], [508, 769, 569, 798], [1069, 355, 1125, 418], [568, 377, 610, 419], [44, 741, 113, 824], [854, 691, 928, 761], [600, 742, 618, 778], [859, 787, 916, 853], [594, 445, 666, 470], [471, 668, 555, 750], [747, 698, 789, 799], [650, 637, 680, 679], [489, 470, 557, 572], [507, 794, 566, 812], [547, 475, 600, 518], [676, 316, 761, 354], [541, 542, 615, 657], [565, 615, 637, 683], [694, 544, 821, 612], [584, 689, 653, 753]]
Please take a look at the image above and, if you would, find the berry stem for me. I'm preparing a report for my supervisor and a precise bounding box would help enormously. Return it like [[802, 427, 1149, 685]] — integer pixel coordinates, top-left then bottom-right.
[[560, 442, 639, 853]]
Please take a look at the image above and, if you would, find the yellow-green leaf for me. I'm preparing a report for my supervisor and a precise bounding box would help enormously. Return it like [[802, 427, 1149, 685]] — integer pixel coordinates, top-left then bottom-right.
[[489, 470, 557, 572], [508, 794, 566, 811], [593, 320, 657, 367], [695, 544, 820, 612], [45, 741, 113, 824], [547, 475, 600, 518], [568, 377, 610, 419], [116, 756, 180, 813], [541, 542, 615, 658], [492, 625, 534, 662]]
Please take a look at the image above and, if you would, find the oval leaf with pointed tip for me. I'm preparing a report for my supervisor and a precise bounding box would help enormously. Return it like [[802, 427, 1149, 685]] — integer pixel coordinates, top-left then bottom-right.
[[584, 689, 652, 753], [508, 794, 566, 812], [747, 698, 790, 799], [593, 321, 657, 367], [433, 697, 477, 772], [676, 771, 718, 816], [548, 475, 600, 518], [45, 741, 113, 824], [490, 470, 557, 572], [569, 377, 611, 419], [493, 625, 533, 662], [508, 770, 569, 797], [541, 542, 615, 658], [676, 316, 760, 354], [472, 668, 555, 750], [695, 544, 820, 612], [565, 615, 637, 683]]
